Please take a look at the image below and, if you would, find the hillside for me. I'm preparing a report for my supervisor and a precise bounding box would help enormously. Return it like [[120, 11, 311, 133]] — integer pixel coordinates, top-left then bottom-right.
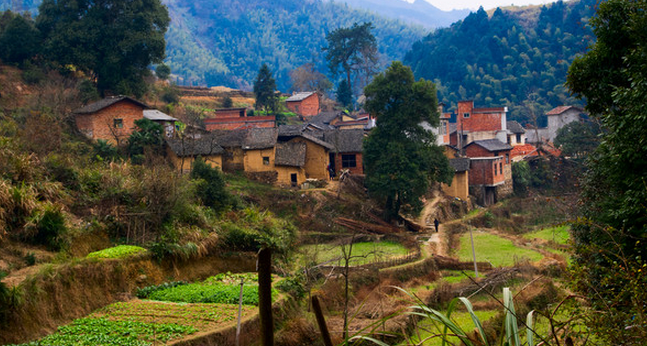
[[403, 0, 596, 126], [332, 0, 470, 28], [1, 0, 427, 92], [163, 0, 427, 91]]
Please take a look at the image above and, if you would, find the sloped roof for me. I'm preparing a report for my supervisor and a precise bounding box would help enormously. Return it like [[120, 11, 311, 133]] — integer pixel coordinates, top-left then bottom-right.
[[278, 124, 306, 137], [510, 144, 538, 158], [166, 136, 224, 157], [300, 133, 334, 150], [468, 139, 513, 152], [143, 109, 177, 122], [449, 158, 470, 172], [73, 96, 150, 114], [243, 128, 278, 150], [308, 111, 341, 129], [323, 129, 364, 153], [507, 120, 525, 134], [546, 105, 584, 115], [286, 92, 316, 102], [275, 142, 306, 167], [211, 129, 247, 148]]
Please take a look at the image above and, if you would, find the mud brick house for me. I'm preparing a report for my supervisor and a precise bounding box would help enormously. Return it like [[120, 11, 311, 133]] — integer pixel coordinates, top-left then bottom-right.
[[285, 92, 320, 118], [323, 129, 365, 175], [73, 96, 150, 145], [464, 139, 513, 205], [204, 107, 275, 131], [166, 135, 224, 173], [211, 127, 332, 187]]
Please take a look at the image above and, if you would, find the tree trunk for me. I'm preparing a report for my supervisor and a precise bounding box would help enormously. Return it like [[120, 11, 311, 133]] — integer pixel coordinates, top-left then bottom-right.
[[258, 248, 273, 346]]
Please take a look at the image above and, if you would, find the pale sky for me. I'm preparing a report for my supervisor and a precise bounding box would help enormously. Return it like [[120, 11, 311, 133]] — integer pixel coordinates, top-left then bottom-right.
[[405, 0, 557, 12]]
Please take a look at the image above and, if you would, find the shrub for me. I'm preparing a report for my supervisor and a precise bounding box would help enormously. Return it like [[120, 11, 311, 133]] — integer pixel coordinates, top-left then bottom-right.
[[25, 203, 67, 251], [276, 276, 306, 299], [190, 157, 231, 212]]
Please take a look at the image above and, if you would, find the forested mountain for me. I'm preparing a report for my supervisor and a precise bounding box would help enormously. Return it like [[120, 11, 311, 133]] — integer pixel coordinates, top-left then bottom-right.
[[404, 0, 596, 126], [333, 0, 470, 28], [1, 0, 426, 92], [163, 0, 427, 91]]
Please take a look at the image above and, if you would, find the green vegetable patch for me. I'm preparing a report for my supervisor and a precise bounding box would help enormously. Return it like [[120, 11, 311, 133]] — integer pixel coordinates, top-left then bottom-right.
[[524, 225, 570, 245], [141, 273, 275, 306], [86, 245, 147, 259]]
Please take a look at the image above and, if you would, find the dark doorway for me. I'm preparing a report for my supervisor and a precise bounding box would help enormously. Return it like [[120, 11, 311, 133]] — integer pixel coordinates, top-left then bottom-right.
[[291, 173, 297, 187]]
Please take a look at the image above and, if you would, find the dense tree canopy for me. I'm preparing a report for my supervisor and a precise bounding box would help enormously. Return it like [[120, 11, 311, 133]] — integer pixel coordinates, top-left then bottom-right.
[[36, 0, 170, 97], [324, 21, 379, 94], [566, 0, 647, 342], [404, 0, 595, 125], [363, 61, 452, 221], [0, 11, 40, 65], [161, 0, 424, 91]]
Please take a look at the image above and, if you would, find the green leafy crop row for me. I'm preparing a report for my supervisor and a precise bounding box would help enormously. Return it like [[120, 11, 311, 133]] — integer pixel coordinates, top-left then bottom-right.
[[10, 317, 197, 346], [146, 281, 273, 306], [86, 245, 148, 259]]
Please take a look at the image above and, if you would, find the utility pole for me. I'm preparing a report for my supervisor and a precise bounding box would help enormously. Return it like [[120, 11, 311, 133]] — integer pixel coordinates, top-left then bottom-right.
[[470, 227, 479, 278]]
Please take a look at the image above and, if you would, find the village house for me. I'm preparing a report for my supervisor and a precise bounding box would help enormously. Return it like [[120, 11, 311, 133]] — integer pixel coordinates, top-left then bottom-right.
[[204, 107, 275, 131], [208, 127, 333, 187], [323, 129, 365, 175], [143, 109, 178, 138], [165, 135, 224, 173], [73, 96, 150, 145], [285, 92, 320, 119], [463, 139, 513, 205], [525, 105, 585, 143], [450, 100, 508, 149]]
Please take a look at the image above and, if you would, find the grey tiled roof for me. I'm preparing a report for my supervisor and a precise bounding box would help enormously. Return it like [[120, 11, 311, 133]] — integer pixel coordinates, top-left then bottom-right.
[[507, 120, 525, 134], [469, 139, 513, 152], [449, 158, 470, 172], [286, 92, 316, 102], [73, 96, 149, 114], [243, 128, 278, 150], [275, 142, 306, 167], [323, 129, 364, 153], [308, 111, 341, 128], [143, 109, 177, 122], [278, 124, 305, 137], [166, 136, 224, 157]]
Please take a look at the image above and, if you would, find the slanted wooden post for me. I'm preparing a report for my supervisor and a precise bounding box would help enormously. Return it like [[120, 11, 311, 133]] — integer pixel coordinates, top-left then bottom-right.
[[312, 295, 334, 346], [258, 248, 274, 346]]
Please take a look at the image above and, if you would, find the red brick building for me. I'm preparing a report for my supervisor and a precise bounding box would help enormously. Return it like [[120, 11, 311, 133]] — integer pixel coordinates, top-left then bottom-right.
[[451, 100, 508, 148], [74, 96, 149, 145], [285, 92, 320, 118], [464, 139, 513, 205], [204, 107, 275, 131]]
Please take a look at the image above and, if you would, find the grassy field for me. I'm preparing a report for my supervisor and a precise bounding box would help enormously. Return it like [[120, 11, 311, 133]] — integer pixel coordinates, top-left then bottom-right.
[[407, 310, 499, 345], [456, 231, 544, 267], [300, 241, 410, 266], [524, 225, 570, 245]]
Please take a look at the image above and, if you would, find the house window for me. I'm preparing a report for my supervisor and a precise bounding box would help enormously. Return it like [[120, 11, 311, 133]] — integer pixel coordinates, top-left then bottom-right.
[[463, 112, 470, 118], [263, 156, 270, 165], [295, 105, 300, 113], [516, 134, 521, 143], [500, 162, 503, 175], [341, 154, 356, 168], [494, 163, 497, 176], [506, 154, 509, 164], [113, 118, 123, 129]]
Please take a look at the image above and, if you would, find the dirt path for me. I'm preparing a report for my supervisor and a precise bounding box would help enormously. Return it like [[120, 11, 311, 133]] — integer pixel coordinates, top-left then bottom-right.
[[416, 191, 448, 257]]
